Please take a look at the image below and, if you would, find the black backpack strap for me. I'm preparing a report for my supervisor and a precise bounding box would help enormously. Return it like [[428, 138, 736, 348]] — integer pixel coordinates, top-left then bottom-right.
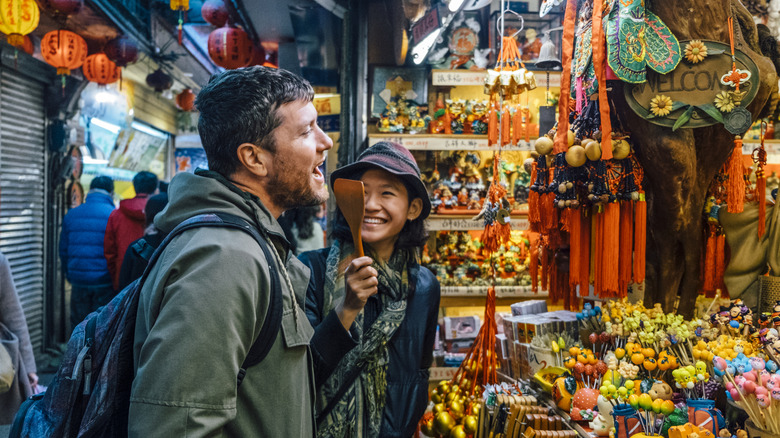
[[203, 213, 284, 386], [141, 213, 284, 387]]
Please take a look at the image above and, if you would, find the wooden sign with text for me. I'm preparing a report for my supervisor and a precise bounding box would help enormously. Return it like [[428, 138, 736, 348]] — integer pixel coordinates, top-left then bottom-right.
[[624, 40, 759, 129]]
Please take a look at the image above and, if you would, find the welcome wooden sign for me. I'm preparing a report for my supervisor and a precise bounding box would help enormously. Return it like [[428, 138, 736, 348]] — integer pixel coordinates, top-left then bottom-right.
[[624, 40, 760, 130]]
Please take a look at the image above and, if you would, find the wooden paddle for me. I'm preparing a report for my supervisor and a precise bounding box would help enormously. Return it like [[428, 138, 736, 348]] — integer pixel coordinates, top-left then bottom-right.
[[333, 178, 365, 257]]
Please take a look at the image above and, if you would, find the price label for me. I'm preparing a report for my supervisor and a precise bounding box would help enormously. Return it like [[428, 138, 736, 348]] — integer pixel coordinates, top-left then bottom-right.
[[429, 367, 457, 381], [432, 70, 487, 86]]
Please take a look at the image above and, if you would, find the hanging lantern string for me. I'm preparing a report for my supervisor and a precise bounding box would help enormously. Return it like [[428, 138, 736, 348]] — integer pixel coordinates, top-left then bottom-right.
[[728, 16, 739, 93]]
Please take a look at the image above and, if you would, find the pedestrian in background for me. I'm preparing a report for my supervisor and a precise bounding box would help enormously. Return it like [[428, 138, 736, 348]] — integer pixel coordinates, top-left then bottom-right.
[[0, 250, 38, 424], [104, 171, 158, 290], [59, 175, 116, 328], [279, 205, 325, 255], [116, 193, 169, 291]]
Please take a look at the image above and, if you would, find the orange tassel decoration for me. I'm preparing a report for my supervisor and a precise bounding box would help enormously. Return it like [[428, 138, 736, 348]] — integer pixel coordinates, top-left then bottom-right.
[[580, 210, 591, 295], [715, 232, 727, 295], [501, 105, 511, 147], [618, 200, 634, 295], [702, 230, 716, 296], [594, 208, 604, 298], [488, 100, 498, 146], [602, 202, 620, 297], [480, 153, 511, 254], [512, 108, 523, 146], [541, 244, 549, 292], [633, 192, 647, 284], [528, 162, 541, 231], [569, 208, 581, 290], [726, 137, 745, 213], [444, 109, 453, 135]]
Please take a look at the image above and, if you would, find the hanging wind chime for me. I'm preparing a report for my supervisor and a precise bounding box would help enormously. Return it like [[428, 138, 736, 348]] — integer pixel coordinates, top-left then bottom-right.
[[170, 0, 190, 45]]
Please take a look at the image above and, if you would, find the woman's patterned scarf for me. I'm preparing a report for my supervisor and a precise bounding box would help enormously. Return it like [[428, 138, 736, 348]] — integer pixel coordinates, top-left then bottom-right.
[[316, 240, 417, 438]]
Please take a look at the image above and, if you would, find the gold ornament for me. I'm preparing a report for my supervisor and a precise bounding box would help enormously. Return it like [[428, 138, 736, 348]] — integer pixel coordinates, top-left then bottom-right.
[[714, 91, 735, 113], [684, 40, 708, 63], [650, 95, 674, 117]]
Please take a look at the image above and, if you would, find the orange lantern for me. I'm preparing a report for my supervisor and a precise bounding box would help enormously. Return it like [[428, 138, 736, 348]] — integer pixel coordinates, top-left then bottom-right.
[[41, 30, 87, 76], [83, 53, 120, 85], [208, 25, 253, 70], [170, 0, 189, 44], [0, 0, 40, 48], [176, 88, 196, 111]]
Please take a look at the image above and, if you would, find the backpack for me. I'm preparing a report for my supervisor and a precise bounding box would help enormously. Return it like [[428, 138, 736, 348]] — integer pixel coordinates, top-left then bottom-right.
[[10, 212, 284, 438]]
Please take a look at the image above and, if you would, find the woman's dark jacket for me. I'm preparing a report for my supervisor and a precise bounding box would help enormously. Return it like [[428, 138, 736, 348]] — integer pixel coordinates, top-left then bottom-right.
[[299, 247, 441, 438]]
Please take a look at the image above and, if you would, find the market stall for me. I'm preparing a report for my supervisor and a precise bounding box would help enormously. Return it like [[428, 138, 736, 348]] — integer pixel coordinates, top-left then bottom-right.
[[373, 0, 780, 437]]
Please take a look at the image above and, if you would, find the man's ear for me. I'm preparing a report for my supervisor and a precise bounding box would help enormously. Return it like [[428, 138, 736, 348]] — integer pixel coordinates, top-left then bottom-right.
[[407, 198, 423, 221], [236, 142, 272, 177]]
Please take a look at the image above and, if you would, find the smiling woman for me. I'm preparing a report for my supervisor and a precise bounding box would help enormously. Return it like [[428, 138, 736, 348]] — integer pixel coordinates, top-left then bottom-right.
[[299, 141, 441, 438]]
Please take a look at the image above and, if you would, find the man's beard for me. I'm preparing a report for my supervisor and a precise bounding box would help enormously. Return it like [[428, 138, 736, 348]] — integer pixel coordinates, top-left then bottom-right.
[[266, 159, 327, 210]]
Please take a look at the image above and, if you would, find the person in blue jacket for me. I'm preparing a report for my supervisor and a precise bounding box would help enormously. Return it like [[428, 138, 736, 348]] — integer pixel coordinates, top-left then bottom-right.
[[300, 142, 441, 438], [59, 175, 115, 328]]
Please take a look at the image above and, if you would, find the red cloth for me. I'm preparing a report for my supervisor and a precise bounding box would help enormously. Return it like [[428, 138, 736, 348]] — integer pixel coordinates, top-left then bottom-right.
[[104, 195, 148, 289]]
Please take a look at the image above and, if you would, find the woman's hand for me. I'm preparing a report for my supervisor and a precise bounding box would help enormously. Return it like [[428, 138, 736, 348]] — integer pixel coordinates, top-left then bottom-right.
[[28, 372, 38, 388], [335, 256, 377, 330]]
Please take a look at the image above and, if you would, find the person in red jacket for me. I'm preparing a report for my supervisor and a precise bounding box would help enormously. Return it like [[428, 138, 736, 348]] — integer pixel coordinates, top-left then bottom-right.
[[104, 171, 158, 289]]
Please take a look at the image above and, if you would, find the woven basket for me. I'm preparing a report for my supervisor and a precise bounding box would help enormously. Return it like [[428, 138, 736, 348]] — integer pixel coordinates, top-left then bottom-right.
[[746, 419, 780, 438], [758, 275, 780, 315]]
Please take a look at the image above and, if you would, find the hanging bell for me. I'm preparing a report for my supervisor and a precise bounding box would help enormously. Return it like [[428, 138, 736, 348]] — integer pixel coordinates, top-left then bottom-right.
[[535, 36, 562, 71]]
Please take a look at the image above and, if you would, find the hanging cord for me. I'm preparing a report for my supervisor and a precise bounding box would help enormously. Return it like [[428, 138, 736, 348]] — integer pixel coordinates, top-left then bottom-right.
[[754, 121, 768, 237]]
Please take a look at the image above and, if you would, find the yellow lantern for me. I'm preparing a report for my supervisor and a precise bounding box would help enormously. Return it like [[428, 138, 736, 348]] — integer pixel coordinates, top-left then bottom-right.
[[170, 0, 190, 44], [0, 0, 40, 48], [169, 0, 189, 10]]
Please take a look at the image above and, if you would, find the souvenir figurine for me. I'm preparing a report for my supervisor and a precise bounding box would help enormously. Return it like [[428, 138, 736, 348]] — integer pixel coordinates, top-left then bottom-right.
[[471, 100, 489, 135], [447, 99, 467, 134]]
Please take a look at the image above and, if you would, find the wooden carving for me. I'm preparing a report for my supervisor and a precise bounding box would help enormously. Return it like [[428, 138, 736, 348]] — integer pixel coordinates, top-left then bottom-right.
[[614, 0, 778, 315]]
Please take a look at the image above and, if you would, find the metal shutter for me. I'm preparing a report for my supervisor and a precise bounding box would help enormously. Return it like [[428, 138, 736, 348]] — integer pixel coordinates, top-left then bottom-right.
[[0, 67, 47, 352]]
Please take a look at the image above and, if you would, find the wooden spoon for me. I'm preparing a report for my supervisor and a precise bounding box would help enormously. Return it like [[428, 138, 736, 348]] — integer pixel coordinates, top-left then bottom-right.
[[333, 178, 365, 257]]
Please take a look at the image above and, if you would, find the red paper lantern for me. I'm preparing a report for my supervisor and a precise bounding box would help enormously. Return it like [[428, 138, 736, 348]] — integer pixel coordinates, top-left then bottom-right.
[[201, 0, 228, 27], [104, 35, 138, 67], [41, 29, 87, 75], [176, 88, 196, 111], [146, 68, 172, 92], [246, 43, 266, 67], [41, 0, 83, 17], [20, 34, 33, 55], [83, 53, 120, 85], [207, 25, 253, 70], [0, 0, 40, 48]]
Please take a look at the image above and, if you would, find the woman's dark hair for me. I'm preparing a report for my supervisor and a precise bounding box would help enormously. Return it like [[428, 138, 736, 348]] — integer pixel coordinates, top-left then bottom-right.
[[195, 66, 314, 176], [330, 174, 428, 251], [278, 205, 321, 253]]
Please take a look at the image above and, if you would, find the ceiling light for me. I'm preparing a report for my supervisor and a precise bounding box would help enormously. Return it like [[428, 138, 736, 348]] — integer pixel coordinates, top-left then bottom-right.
[[412, 28, 443, 65], [448, 0, 465, 12]]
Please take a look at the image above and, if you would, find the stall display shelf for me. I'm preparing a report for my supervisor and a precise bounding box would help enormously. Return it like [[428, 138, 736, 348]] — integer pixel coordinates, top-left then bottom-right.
[[427, 214, 529, 231], [441, 285, 545, 298], [368, 133, 535, 151]]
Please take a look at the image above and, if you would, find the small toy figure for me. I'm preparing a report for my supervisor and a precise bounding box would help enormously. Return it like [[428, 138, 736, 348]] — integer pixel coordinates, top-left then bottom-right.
[[457, 187, 469, 206], [446, 99, 467, 134]]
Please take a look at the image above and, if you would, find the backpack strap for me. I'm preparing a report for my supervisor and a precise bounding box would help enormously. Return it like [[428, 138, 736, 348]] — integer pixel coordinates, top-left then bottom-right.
[[143, 212, 284, 387], [211, 213, 284, 386]]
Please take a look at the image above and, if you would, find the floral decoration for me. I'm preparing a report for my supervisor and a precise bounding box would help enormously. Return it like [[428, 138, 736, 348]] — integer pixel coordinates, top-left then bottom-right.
[[684, 40, 708, 63], [650, 95, 674, 117], [714, 91, 735, 113]]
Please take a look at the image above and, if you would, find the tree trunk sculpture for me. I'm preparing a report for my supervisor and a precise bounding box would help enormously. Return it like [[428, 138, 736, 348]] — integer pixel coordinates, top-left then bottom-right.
[[614, 0, 778, 316]]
